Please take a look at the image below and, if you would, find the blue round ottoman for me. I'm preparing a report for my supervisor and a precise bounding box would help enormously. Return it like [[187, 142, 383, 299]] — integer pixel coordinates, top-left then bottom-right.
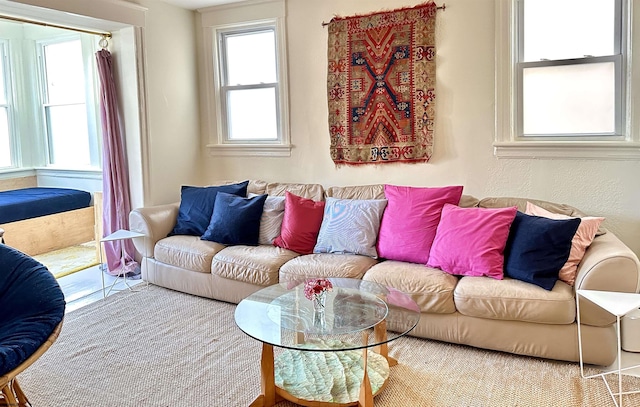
[[0, 244, 65, 405]]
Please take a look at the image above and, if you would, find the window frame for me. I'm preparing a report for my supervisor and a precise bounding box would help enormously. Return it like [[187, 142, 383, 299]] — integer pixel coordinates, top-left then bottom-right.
[[36, 35, 101, 169], [218, 25, 281, 143], [200, 0, 291, 157], [495, 0, 640, 159]]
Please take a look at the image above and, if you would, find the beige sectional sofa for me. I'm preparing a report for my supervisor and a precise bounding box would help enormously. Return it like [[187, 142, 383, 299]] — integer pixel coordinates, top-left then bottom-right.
[[129, 180, 640, 366]]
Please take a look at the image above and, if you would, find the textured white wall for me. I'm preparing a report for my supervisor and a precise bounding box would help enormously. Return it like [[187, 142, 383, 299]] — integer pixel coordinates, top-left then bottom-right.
[[135, 0, 202, 205], [200, 0, 640, 255]]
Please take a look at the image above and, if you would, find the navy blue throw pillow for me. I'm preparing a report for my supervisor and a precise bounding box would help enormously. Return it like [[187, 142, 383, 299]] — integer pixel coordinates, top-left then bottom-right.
[[201, 192, 267, 245], [504, 211, 581, 290], [170, 181, 249, 236]]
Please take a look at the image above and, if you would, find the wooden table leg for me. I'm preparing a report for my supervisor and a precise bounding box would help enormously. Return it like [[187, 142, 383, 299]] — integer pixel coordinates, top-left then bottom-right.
[[250, 343, 276, 407], [359, 331, 374, 407], [373, 320, 397, 366]]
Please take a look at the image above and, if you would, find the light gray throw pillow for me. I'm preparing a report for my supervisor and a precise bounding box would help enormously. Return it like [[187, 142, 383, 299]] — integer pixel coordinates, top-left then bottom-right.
[[250, 194, 285, 245], [313, 197, 388, 258]]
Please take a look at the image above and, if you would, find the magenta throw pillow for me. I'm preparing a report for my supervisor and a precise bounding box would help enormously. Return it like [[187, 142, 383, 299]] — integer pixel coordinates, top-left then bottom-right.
[[273, 191, 325, 255], [377, 184, 464, 264], [427, 204, 518, 279]]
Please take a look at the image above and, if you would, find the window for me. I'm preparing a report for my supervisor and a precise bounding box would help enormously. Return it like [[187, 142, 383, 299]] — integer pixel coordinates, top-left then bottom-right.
[[201, 0, 290, 156], [0, 40, 13, 168], [38, 37, 99, 168], [495, 0, 640, 159], [220, 28, 279, 142]]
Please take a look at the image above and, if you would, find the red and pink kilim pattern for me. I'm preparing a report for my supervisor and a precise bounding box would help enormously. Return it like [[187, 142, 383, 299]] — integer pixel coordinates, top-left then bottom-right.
[[327, 2, 437, 165]]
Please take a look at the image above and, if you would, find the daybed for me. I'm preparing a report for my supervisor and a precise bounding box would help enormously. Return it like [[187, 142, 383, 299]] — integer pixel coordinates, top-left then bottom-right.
[[129, 180, 640, 366], [0, 176, 102, 256]]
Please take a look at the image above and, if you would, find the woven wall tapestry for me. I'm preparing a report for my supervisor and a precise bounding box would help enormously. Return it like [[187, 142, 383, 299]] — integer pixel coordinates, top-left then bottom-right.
[[327, 2, 437, 165]]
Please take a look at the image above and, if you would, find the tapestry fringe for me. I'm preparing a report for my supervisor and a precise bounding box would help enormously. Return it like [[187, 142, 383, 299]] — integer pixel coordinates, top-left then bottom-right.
[[333, 158, 431, 168]]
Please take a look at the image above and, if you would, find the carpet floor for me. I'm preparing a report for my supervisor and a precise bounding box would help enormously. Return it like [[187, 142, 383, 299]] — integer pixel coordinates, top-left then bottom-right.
[[19, 285, 640, 406]]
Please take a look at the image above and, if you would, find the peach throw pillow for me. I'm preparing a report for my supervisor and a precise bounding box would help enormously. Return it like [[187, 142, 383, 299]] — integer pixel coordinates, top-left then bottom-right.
[[525, 202, 604, 286]]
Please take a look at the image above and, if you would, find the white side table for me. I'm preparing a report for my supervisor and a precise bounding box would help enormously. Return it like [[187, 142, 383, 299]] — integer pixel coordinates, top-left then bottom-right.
[[100, 229, 145, 298], [577, 289, 640, 406]]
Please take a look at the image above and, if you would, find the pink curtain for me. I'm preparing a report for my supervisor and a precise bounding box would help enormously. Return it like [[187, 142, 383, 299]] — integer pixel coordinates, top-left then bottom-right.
[[96, 49, 139, 276]]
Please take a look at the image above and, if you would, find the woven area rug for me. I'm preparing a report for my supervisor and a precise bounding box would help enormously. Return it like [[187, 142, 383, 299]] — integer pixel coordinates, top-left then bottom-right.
[[33, 242, 99, 278], [20, 286, 640, 406], [326, 2, 437, 165]]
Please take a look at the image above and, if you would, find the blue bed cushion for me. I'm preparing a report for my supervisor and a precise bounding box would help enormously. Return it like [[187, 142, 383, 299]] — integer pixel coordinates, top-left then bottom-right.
[[201, 192, 267, 245], [504, 211, 581, 290], [0, 187, 92, 224], [0, 245, 66, 376], [170, 181, 249, 237]]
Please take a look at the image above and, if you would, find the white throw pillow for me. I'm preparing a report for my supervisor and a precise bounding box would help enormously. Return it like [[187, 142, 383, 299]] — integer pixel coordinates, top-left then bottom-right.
[[250, 194, 285, 245]]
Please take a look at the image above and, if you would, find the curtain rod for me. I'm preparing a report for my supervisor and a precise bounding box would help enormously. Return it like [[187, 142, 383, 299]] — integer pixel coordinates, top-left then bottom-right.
[[0, 14, 112, 38], [321, 3, 446, 27]]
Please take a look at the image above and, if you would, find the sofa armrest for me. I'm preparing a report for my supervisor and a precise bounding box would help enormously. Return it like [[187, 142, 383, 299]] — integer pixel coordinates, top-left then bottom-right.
[[575, 232, 640, 326], [129, 203, 179, 257]]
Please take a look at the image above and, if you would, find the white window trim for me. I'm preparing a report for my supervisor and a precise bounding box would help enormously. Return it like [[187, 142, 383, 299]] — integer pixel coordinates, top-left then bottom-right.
[[494, 0, 640, 160], [200, 0, 291, 157]]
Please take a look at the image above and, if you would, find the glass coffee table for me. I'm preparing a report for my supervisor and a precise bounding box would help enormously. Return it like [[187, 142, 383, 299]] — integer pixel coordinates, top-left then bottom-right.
[[235, 277, 421, 407]]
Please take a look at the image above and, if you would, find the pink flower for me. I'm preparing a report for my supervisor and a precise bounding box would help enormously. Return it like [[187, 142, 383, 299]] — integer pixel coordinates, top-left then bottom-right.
[[304, 278, 333, 301]]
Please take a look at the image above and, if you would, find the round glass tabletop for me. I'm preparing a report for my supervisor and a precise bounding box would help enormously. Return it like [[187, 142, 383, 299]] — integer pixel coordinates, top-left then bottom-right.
[[234, 277, 421, 351]]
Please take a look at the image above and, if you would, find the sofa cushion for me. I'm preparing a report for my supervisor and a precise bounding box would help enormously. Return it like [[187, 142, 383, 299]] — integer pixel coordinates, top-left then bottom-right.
[[154, 236, 225, 273], [525, 202, 604, 286], [377, 184, 464, 264], [365, 261, 458, 314], [279, 253, 377, 282], [314, 198, 387, 258], [454, 276, 576, 324], [504, 212, 581, 291], [427, 204, 517, 280], [325, 184, 385, 200], [201, 192, 267, 245], [273, 192, 325, 255], [212, 245, 300, 286], [459, 194, 480, 208], [265, 182, 325, 201], [479, 197, 586, 217], [247, 179, 268, 195], [170, 181, 249, 236]]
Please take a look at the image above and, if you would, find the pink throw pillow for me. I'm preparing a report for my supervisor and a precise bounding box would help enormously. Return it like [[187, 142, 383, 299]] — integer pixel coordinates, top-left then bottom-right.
[[273, 192, 325, 255], [525, 202, 604, 286], [427, 204, 518, 280], [377, 185, 464, 264]]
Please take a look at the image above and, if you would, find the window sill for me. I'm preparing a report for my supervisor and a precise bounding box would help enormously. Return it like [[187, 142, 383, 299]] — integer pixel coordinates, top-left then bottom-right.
[[0, 168, 36, 179], [35, 167, 102, 179], [206, 143, 292, 157], [493, 141, 640, 160]]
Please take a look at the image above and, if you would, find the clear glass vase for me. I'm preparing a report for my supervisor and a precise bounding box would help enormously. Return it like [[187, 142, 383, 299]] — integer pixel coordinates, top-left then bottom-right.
[[313, 290, 327, 313]]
